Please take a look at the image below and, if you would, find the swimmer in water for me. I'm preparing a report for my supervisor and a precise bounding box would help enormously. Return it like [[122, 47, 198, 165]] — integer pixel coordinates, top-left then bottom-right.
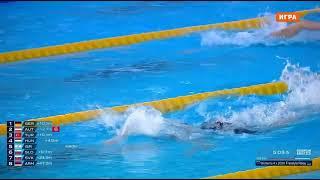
[[271, 20, 320, 38], [104, 118, 258, 145], [105, 117, 258, 144], [200, 119, 258, 134]]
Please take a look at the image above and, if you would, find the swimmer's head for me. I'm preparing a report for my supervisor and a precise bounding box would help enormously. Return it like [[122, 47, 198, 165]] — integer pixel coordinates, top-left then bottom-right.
[[200, 119, 225, 130], [214, 121, 224, 130]]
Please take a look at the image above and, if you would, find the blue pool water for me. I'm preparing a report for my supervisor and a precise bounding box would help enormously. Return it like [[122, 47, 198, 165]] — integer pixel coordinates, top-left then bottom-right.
[[0, 1, 320, 178]]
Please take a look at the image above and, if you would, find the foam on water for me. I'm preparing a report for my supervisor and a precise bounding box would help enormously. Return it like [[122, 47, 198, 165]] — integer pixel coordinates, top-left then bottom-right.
[[200, 13, 320, 47], [119, 106, 165, 137], [99, 106, 165, 138], [100, 106, 203, 142], [99, 61, 320, 140], [206, 61, 320, 132]]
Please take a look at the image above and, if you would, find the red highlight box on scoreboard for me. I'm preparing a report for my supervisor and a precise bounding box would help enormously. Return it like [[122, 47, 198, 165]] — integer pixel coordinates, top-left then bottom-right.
[[14, 132, 22, 138], [52, 126, 60, 132]]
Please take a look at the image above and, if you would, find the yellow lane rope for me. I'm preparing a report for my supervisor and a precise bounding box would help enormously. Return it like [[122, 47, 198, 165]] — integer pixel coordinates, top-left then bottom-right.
[[204, 157, 320, 179], [0, 8, 319, 64], [0, 17, 262, 64], [0, 81, 288, 136]]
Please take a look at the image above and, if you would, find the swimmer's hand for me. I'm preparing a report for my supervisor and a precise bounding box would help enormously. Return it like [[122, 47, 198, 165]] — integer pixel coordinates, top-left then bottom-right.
[[105, 130, 128, 145], [270, 20, 320, 38], [270, 22, 304, 38], [104, 135, 127, 145]]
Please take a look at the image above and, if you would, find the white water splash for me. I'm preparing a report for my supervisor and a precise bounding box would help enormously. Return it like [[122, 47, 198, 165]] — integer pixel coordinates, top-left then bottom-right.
[[100, 62, 320, 139], [99, 106, 165, 138], [119, 106, 165, 137], [281, 61, 320, 107], [201, 14, 320, 47], [209, 62, 320, 132], [100, 106, 201, 142]]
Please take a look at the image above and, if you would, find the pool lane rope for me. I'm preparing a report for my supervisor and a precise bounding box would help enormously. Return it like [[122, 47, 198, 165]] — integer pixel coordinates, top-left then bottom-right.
[[0, 81, 287, 136], [204, 157, 320, 179], [0, 8, 319, 64]]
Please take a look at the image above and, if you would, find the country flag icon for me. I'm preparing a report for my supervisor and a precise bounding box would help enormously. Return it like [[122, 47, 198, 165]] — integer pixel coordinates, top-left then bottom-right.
[[14, 161, 22, 167], [15, 133, 22, 140], [15, 121, 22, 128], [15, 142, 23, 150], [15, 156, 22, 162], [15, 149, 22, 156]]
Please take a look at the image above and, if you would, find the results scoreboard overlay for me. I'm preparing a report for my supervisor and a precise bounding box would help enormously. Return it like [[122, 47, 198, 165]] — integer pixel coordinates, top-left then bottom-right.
[[6, 121, 59, 167]]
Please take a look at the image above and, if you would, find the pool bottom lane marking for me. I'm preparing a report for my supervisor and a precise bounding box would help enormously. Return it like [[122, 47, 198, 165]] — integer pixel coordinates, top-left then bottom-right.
[[0, 81, 288, 136]]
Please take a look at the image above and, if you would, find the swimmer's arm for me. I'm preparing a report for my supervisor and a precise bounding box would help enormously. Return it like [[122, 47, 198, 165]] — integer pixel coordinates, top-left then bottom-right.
[[271, 20, 320, 38], [301, 20, 320, 30], [270, 22, 304, 38], [104, 130, 128, 145]]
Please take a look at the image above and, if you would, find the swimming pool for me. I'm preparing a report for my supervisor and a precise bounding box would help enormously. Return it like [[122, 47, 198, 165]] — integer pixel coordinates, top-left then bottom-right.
[[0, 1, 320, 178]]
